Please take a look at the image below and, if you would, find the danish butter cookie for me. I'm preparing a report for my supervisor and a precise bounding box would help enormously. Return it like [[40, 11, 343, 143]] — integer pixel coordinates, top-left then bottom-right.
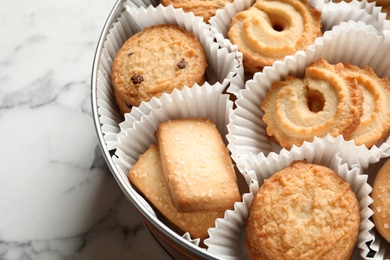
[[246, 161, 360, 260], [155, 118, 241, 213], [111, 24, 207, 114], [160, 0, 233, 23], [343, 63, 390, 148], [129, 144, 224, 241], [228, 0, 322, 73], [371, 159, 390, 244], [261, 59, 363, 150]]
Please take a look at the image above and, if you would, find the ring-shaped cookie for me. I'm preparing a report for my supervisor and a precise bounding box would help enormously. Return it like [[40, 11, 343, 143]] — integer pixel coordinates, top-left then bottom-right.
[[261, 59, 364, 150], [343, 63, 390, 148], [228, 0, 322, 73]]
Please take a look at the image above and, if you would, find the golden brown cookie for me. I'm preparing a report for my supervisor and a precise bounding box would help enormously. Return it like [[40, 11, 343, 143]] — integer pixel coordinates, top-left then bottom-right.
[[160, 0, 233, 23], [111, 24, 207, 114], [246, 160, 360, 260], [128, 144, 225, 241], [371, 159, 390, 244], [228, 0, 322, 74], [343, 63, 390, 148], [261, 59, 363, 150], [155, 118, 241, 213]]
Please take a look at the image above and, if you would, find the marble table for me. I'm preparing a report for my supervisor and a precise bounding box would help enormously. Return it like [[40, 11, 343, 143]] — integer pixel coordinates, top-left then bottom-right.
[[0, 0, 171, 259]]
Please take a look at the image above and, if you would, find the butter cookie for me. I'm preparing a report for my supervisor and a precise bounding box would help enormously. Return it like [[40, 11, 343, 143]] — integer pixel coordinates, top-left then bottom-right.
[[343, 63, 390, 148], [246, 161, 360, 260], [261, 59, 363, 150], [228, 0, 322, 73], [111, 24, 207, 114], [371, 159, 390, 244]]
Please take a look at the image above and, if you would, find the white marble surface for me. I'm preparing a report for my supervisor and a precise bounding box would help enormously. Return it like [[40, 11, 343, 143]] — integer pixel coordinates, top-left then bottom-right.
[[0, 0, 170, 259]]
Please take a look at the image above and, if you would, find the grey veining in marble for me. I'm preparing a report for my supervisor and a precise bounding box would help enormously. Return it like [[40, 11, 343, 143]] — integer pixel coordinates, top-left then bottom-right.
[[0, 0, 170, 259]]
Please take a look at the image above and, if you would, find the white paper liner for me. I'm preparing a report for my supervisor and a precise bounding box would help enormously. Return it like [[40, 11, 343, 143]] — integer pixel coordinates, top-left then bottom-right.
[[328, 0, 390, 29], [228, 21, 390, 174], [204, 137, 374, 259], [96, 3, 244, 150], [112, 83, 235, 245], [351, 152, 390, 259], [320, 0, 390, 32], [368, 234, 390, 260], [210, 0, 389, 38]]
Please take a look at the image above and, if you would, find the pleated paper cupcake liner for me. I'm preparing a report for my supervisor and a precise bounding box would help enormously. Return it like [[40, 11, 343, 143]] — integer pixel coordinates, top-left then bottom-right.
[[112, 83, 245, 246], [358, 151, 390, 259], [228, 21, 390, 173], [209, 0, 389, 37], [320, 0, 390, 32], [205, 137, 375, 259], [96, 3, 244, 150]]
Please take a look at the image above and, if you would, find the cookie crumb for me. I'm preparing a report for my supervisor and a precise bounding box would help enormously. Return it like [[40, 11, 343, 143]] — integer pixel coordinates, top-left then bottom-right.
[[131, 74, 144, 84], [177, 58, 186, 69]]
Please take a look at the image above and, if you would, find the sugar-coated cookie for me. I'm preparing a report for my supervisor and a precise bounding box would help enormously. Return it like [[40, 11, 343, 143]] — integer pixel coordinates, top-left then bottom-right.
[[371, 159, 390, 244], [128, 144, 225, 241], [155, 118, 241, 213]]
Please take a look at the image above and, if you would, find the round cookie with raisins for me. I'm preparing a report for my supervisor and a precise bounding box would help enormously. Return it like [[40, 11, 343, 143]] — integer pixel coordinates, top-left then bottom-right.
[[111, 24, 207, 114]]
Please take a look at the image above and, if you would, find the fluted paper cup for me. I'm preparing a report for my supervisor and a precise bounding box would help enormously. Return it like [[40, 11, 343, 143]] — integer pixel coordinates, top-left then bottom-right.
[[112, 83, 248, 245], [320, 0, 390, 32], [228, 21, 390, 173], [96, 3, 244, 150], [205, 137, 374, 259], [209, 0, 389, 37], [354, 151, 390, 259]]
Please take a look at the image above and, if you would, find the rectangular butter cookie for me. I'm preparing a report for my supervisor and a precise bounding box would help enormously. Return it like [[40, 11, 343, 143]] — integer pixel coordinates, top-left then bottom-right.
[[128, 144, 224, 240], [155, 118, 241, 213]]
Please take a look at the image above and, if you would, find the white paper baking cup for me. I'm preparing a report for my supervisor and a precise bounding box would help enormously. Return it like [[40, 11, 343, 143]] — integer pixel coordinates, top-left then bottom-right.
[[112, 83, 239, 245], [96, 3, 244, 150], [328, 0, 390, 28], [204, 137, 374, 259], [228, 21, 390, 173], [354, 152, 390, 259], [370, 236, 390, 260], [321, 0, 390, 32], [209, 0, 389, 38]]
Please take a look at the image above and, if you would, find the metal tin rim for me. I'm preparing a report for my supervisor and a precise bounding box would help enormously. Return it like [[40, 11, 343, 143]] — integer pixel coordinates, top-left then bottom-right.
[[90, 0, 222, 259]]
